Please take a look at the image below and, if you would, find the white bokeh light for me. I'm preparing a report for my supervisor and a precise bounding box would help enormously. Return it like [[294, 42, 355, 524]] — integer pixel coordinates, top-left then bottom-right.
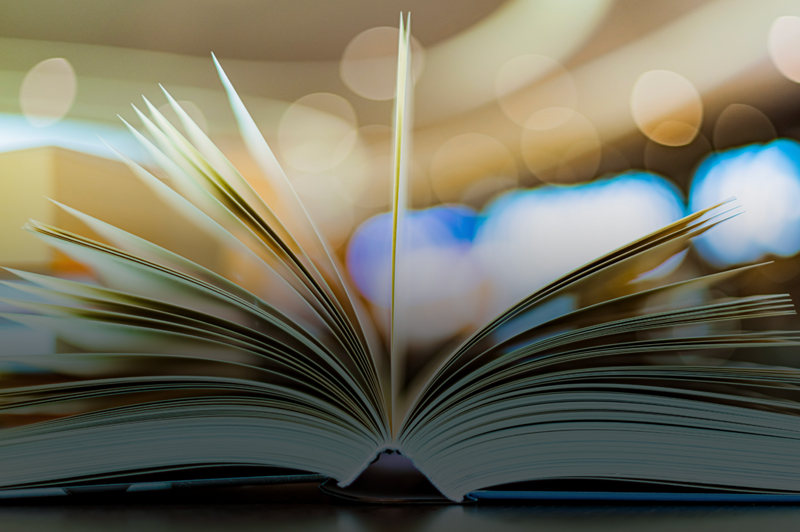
[[689, 140, 800, 267], [768, 16, 800, 83], [474, 173, 686, 314], [19, 58, 77, 128], [278, 93, 357, 173], [340, 27, 425, 101]]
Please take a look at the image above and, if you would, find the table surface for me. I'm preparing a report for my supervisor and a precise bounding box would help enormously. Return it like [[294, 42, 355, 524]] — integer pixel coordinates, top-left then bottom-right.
[[2, 482, 800, 532]]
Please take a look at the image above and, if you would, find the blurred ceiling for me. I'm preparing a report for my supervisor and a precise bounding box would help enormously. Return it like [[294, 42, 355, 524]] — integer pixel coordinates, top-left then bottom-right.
[[0, 0, 712, 62], [0, 0, 616, 128], [0, 0, 508, 61]]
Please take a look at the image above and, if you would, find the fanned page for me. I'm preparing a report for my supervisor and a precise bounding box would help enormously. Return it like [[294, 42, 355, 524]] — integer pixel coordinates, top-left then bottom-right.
[[0, 55, 393, 488], [393, 202, 800, 500]]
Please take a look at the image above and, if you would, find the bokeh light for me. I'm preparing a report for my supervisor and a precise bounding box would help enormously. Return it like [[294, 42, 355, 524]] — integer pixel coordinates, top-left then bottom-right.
[[495, 55, 576, 129], [520, 110, 601, 184], [689, 140, 800, 267], [644, 131, 712, 183], [315, 124, 388, 210], [713, 104, 776, 150], [768, 16, 800, 83], [292, 173, 355, 250], [352, 155, 397, 210], [19, 58, 77, 128], [340, 27, 425, 101], [278, 93, 357, 173], [346, 205, 483, 345], [631, 70, 702, 147], [474, 173, 686, 313], [429, 133, 517, 204]]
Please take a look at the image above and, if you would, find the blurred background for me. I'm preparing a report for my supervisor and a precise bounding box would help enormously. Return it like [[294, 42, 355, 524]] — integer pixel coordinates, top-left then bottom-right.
[[2, 0, 800, 358]]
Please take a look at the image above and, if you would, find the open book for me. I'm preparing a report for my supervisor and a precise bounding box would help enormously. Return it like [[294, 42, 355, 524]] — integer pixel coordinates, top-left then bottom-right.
[[2, 17, 800, 503]]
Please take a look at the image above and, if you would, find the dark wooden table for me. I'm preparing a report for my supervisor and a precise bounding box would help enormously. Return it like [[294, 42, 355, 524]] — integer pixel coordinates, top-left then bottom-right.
[[1, 482, 800, 532]]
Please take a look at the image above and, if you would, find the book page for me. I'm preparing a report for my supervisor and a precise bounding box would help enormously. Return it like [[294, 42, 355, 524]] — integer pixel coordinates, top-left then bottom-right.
[[390, 14, 413, 437], [212, 59, 389, 427], [396, 201, 794, 434]]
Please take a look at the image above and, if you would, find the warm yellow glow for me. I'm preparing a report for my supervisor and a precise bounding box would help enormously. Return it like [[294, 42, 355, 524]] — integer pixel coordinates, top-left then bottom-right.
[[354, 155, 394, 209], [340, 26, 425, 101], [19, 58, 77, 128], [324, 124, 388, 208], [769, 15, 800, 83], [0, 148, 54, 266], [278, 92, 357, 172], [630, 70, 702, 147], [349, 153, 428, 210], [429, 133, 516, 203], [0, 147, 225, 271], [292, 173, 355, 250], [495, 55, 576, 129], [521, 110, 600, 184]]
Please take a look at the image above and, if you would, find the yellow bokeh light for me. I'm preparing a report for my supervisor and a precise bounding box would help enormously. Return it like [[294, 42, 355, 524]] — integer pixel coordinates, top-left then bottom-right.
[[630, 70, 702, 147], [521, 111, 600, 184], [292, 173, 355, 250], [429, 133, 517, 203]]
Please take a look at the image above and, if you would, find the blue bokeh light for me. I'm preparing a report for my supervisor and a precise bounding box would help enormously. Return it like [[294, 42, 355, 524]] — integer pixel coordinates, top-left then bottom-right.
[[689, 140, 800, 267], [346, 204, 478, 307], [346, 173, 688, 343], [473, 172, 686, 312]]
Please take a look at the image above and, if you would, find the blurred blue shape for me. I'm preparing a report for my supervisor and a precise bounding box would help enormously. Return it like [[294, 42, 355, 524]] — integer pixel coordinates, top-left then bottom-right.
[[477, 172, 685, 239], [346, 205, 478, 306], [473, 173, 686, 311], [347, 212, 393, 305], [418, 204, 478, 243], [689, 139, 800, 267]]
